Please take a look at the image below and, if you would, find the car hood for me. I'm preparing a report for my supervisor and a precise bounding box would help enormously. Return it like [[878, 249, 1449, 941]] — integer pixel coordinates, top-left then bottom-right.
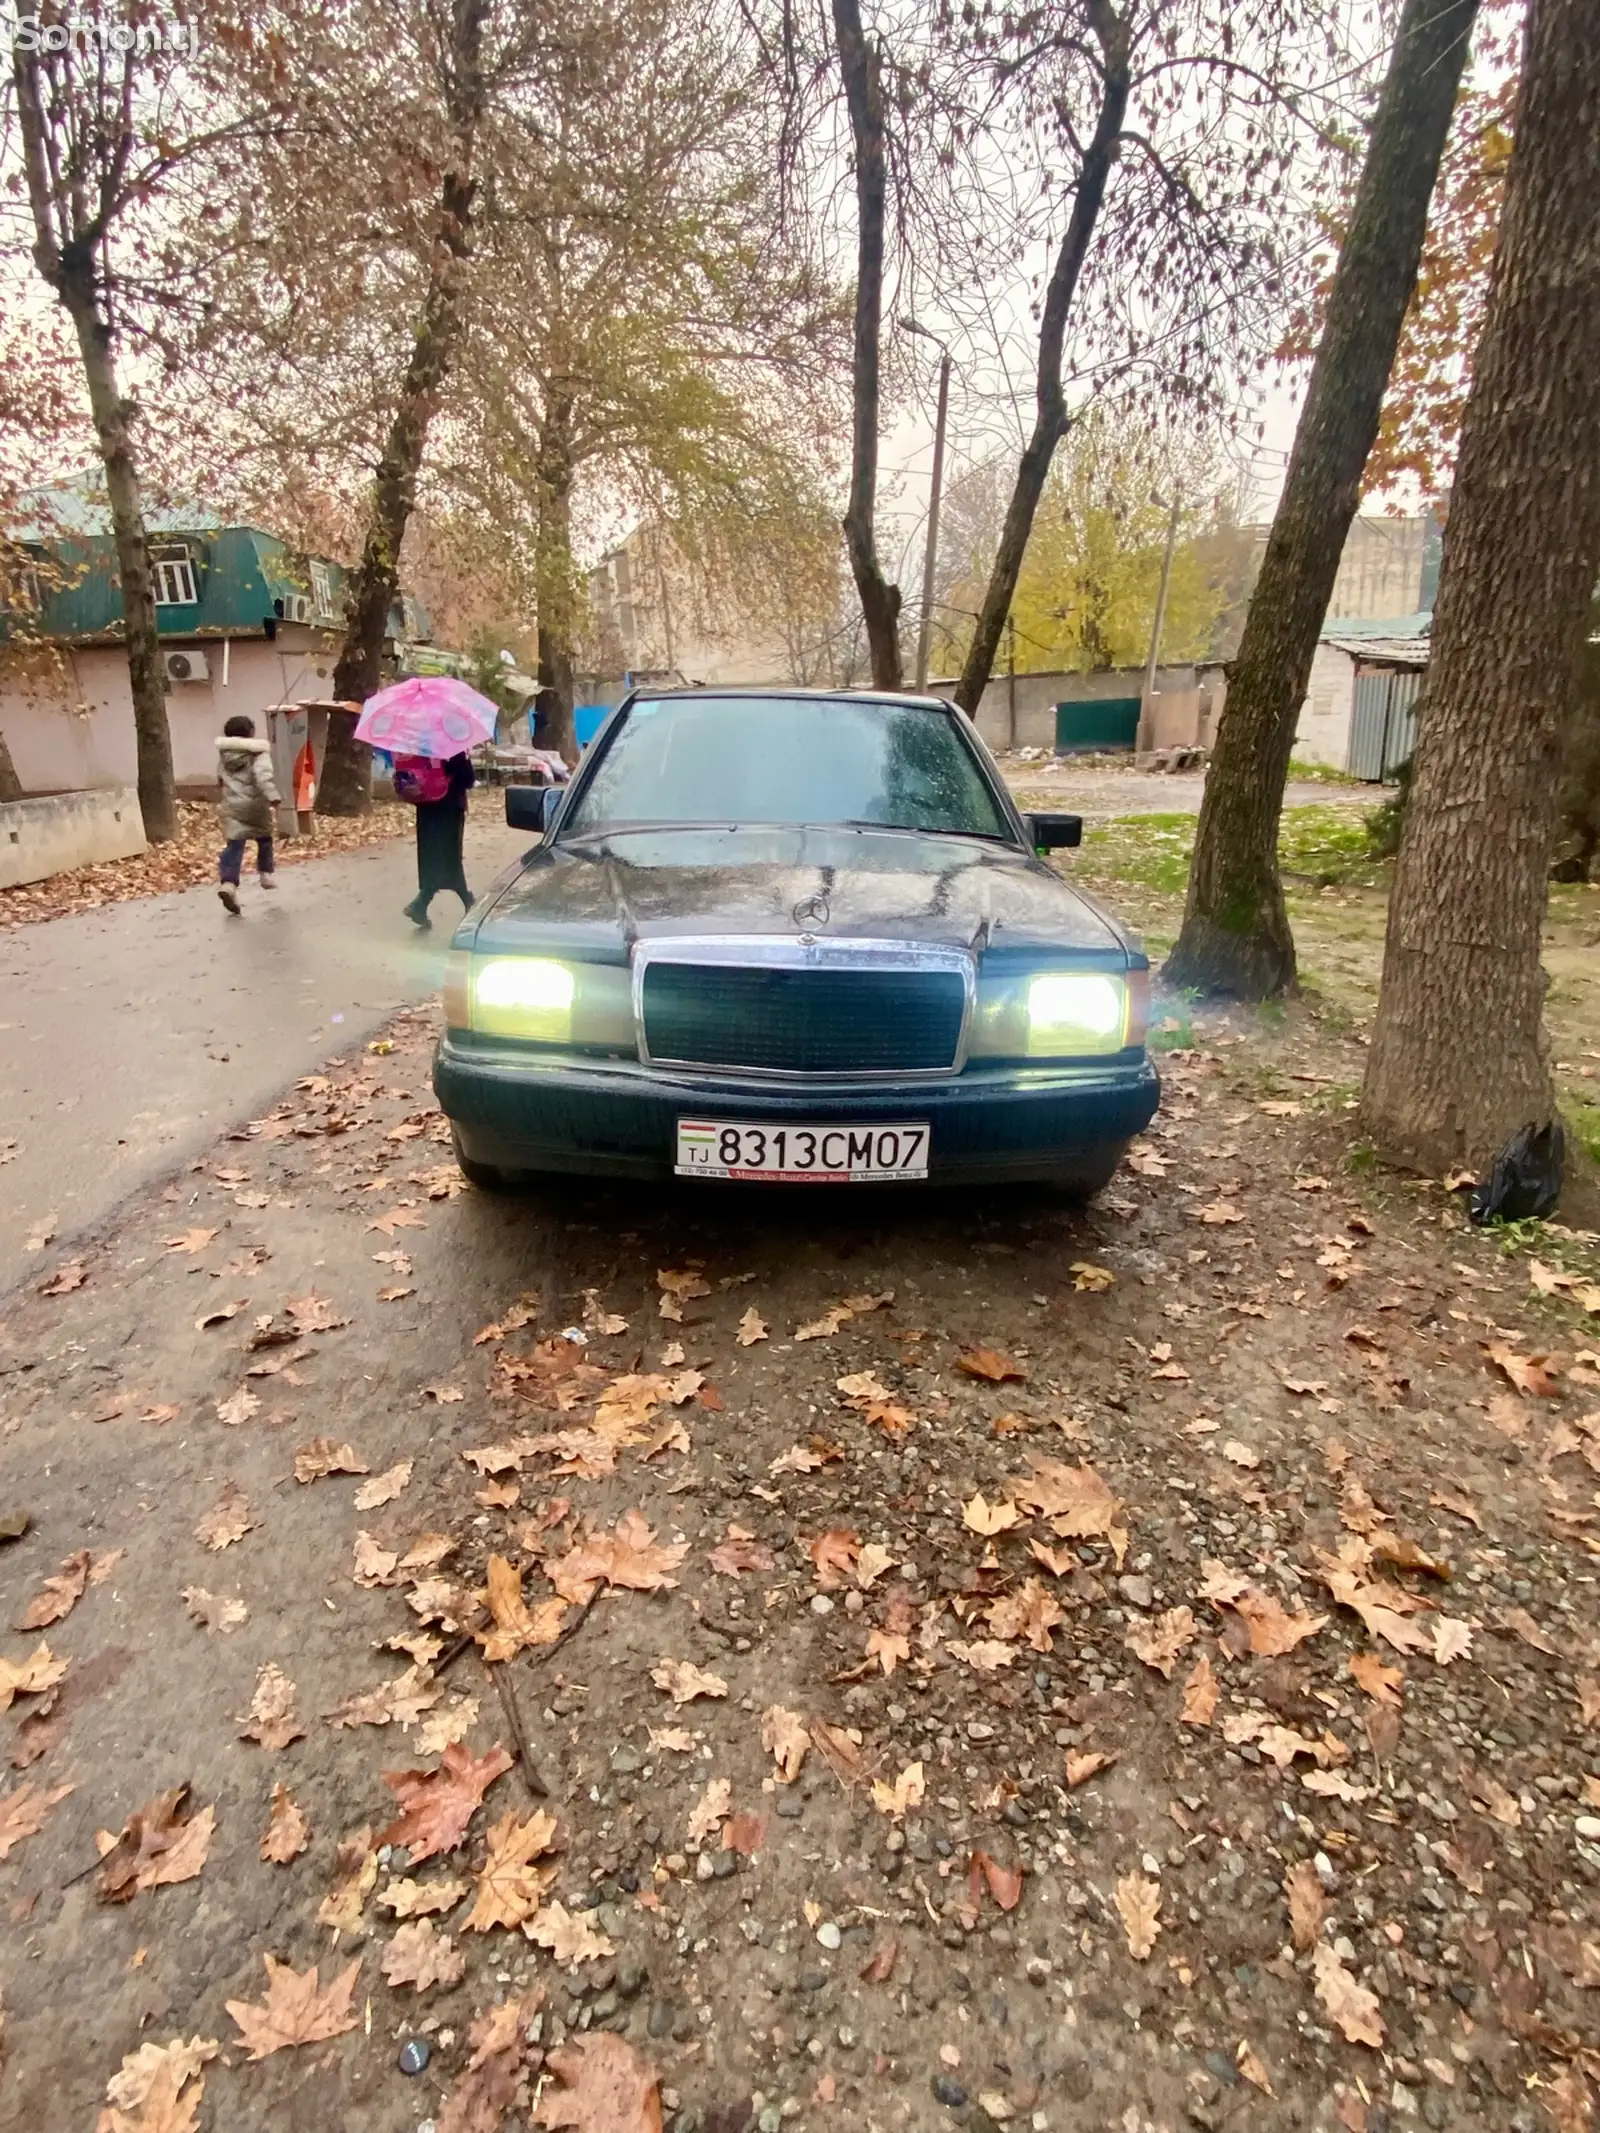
[[473, 824, 1134, 964]]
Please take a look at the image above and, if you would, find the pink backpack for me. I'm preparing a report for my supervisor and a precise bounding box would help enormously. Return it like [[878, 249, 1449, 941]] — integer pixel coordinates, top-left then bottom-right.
[[393, 754, 450, 804]]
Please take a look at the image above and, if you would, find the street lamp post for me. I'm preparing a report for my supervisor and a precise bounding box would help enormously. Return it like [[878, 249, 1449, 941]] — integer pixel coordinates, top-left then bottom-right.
[[901, 317, 952, 692], [1137, 492, 1183, 754]]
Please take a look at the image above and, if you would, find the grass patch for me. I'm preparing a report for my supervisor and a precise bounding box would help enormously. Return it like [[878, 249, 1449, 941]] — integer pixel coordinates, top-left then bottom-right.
[[1565, 1097, 1600, 1168], [1078, 806, 1391, 901], [1288, 757, 1364, 788]]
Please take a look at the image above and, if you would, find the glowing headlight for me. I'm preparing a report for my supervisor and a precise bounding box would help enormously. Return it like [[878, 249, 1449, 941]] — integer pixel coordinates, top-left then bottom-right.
[[472, 957, 575, 1039], [1026, 971, 1127, 1055]]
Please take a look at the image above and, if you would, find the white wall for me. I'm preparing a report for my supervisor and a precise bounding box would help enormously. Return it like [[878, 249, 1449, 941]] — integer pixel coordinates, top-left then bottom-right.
[[0, 786, 146, 887], [1293, 642, 1357, 769], [0, 630, 344, 795]]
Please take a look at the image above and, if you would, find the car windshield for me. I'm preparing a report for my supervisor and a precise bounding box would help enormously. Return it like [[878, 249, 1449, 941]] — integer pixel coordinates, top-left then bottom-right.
[[562, 695, 1014, 841]]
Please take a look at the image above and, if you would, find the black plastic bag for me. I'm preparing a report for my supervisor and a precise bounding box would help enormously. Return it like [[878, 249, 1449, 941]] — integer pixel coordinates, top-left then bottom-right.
[[1467, 1120, 1565, 1225]]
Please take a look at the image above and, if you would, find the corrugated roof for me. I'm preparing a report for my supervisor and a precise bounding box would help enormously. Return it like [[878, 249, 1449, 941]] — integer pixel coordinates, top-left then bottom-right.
[[1319, 610, 1432, 642], [1323, 634, 1432, 666], [15, 476, 238, 542]]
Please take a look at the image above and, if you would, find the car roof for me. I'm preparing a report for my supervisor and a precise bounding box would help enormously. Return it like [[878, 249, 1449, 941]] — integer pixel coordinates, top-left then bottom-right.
[[624, 686, 955, 712]]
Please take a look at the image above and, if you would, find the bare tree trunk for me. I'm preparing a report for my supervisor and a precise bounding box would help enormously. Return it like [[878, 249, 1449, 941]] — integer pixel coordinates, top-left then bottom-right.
[[831, 0, 901, 690], [531, 396, 578, 764], [322, 0, 489, 814], [0, 727, 22, 803], [62, 278, 177, 842], [953, 0, 1131, 716], [1164, 0, 1479, 997], [1360, 0, 1600, 1177]]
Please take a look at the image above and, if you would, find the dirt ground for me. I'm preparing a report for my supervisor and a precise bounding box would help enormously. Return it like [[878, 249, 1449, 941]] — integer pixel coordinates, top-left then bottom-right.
[[6, 908, 1600, 2133]]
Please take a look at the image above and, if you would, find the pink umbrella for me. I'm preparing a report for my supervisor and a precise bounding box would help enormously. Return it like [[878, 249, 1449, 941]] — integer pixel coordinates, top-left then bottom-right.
[[355, 675, 500, 759]]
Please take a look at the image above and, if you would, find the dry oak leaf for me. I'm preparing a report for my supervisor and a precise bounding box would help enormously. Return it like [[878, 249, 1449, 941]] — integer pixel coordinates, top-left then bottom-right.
[[722, 1810, 766, 1856], [806, 1528, 861, 1590], [293, 1436, 369, 1483], [955, 1346, 1029, 1384], [95, 2056, 206, 2133], [379, 1875, 470, 1920], [1221, 1440, 1261, 1469], [96, 1787, 216, 1902], [761, 1705, 810, 1782], [962, 1493, 1022, 1537], [165, 1227, 218, 1255], [1312, 1943, 1384, 2047], [651, 1659, 728, 1706], [532, 2032, 664, 2133], [380, 1742, 515, 1863], [17, 1549, 91, 1629], [947, 1638, 1018, 1671], [354, 1460, 414, 1511], [1485, 1342, 1560, 1398], [194, 1482, 255, 1552], [686, 1778, 732, 1847], [352, 1531, 400, 1588], [1232, 1589, 1329, 1659], [0, 1778, 73, 1860], [0, 1641, 68, 1713], [239, 1663, 305, 1750], [1285, 1859, 1327, 1952], [1499, 1605, 1559, 1657], [737, 1307, 769, 1346], [795, 1306, 853, 1340], [440, 1990, 544, 2133], [479, 1554, 567, 1662], [1237, 2043, 1274, 2097], [1115, 1872, 1161, 1960], [1197, 1200, 1245, 1225], [1064, 1751, 1116, 1789], [708, 1533, 776, 1578], [465, 1809, 560, 1931], [545, 1511, 688, 1605], [986, 1577, 1064, 1654], [1125, 1607, 1197, 1680], [1180, 1652, 1219, 1727], [317, 1827, 378, 1934], [1577, 1677, 1600, 1728], [1071, 1260, 1115, 1292], [182, 1585, 248, 1633], [1010, 1455, 1120, 1539], [971, 1849, 1024, 1912], [225, 1955, 362, 2060], [102, 2037, 220, 2117], [38, 1259, 87, 1295], [525, 1900, 616, 1966], [382, 1917, 466, 1992], [261, 1782, 311, 1864], [870, 1761, 925, 1819], [326, 1664, 441, 1731], [1349, 1652, 1404, 1708]]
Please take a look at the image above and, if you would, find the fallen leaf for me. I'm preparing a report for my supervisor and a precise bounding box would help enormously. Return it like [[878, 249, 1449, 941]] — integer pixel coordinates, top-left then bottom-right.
[[972, 1850, 1023, 1911], [737, 1308, 769, 1346], [1115, 1872, 1161, 1960], [260, 1783, 311, 1864], [1070, 1261, 1115, 1292], [650, 1659, 728, 1706], [1486, 1342, 1560, 1398], [545, 1511, 689, 1605], [316, 1827, 378, 1934], [380, 1743, 515, 1863], [708, 1534, 776, 1578], [860, 1939, 899, 1984], [96, 1787, 216, 1901], [1125, 1607, 1197, 1680], [1180, 1652, 1219, 1726], [524, 1900, 616, 1966], [581, 1288, 629, 1337], [1285, 1859, 1327, 1952], [1064, 1750, 1116, 1788], [1429, 1487, 1482, 1529], [382, 1917, 466, 1991], [761, 1706, 810, 1782], [870, 1762, 925, 1819], [181, 1585, 249, 1634], [479, 1555, 566, 1662], [38, 1259, 87, 1295], [195, 1297, 248, 1331], [531, 2033, 664, 2132], [806, 1529, 862, 1589], [686, 1778, 732, 1847], [962, 1493, 1022, 1537], [1232, 1589, 1328, 1658], [955, 1347, 1029, 1383], [1221, 1440, 1261, 1470], [647, 1726, 696, 1756], [325, 1665, 442, 1731], [722, 1810, 766, 1856], [1010, 1456, 1120, 1540], [379, 1875, 469, 1919], [96, 2057, 206, 2133], [1302, 1769, 1373, 1803], [368, 1207, 426, 1239], [225, 1955, 361, 2060], [985, 1578, 1064, 1653], [354, 1461, 414, 1510], [17, 1550, 91, 1629], [352, 1532, 400, 1588], [165, 1227, 218, 1255], [438, 1990, 544, 2133], [795, 1306, 853, 1340], [293, 1437, 369, 1483], [215, 1387, 260, 1428], [194, 1482, 255, 1551], [1468, 1771, 1522, 1828], [0, 1641, 68, 1712], [102, 2037, 220, 2117], [1198, 1200, 1245, 1225], [1499, 1605, 1558, 1656], [424, 1383, 464, 1404], [1349, 1652, 1404, 1708], [239, 1663, 306, 1750], [1312, 1943, 1384, 2047], [0, 1778, 73, 1861], [1237, 2042, 1274, 2096]]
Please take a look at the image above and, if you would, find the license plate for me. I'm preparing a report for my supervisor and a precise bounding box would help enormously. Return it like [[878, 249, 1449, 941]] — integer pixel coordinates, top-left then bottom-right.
[[675, 1118, 930, 1182]]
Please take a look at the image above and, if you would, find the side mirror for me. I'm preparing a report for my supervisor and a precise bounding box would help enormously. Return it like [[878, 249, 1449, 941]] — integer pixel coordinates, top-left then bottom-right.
[[1025, 811, 1082, 852], [505, 784, 562, 834]]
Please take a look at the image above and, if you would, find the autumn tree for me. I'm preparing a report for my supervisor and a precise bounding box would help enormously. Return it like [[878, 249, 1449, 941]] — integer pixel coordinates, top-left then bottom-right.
[[1164, 0, 1482, 998], [1359, 0, 1600, 1178], [5, 0, 276, 839]]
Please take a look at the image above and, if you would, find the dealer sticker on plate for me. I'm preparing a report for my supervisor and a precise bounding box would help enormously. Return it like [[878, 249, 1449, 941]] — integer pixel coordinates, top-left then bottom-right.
[[676, 1118, 930, 1182]]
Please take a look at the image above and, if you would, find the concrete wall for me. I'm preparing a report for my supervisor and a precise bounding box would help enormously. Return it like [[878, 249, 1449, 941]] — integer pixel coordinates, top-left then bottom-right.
[[1, 630, 345, 796], [1293, 642, 1357, 769], [0, 785, 146, 888], [937, 664, 1227, 754]]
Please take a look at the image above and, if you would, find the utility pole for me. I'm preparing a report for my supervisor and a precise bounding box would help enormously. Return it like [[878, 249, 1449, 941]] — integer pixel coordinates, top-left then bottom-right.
[[1137, 494, 1182, 753], [1006, 614, 1017, 750], [902, 317, 952, 691]]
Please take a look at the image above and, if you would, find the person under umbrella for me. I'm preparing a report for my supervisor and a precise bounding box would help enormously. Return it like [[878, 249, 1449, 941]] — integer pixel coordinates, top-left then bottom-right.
[[354, 677, 499, 930]]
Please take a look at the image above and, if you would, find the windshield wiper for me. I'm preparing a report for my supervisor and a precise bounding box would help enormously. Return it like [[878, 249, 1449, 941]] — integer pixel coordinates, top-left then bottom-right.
[[835, 820, 1011, 844]]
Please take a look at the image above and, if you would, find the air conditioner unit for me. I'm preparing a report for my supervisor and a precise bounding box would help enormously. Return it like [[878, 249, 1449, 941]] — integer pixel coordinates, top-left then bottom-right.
[[281, 593, 315, 625], [163, 649, 210, 684]]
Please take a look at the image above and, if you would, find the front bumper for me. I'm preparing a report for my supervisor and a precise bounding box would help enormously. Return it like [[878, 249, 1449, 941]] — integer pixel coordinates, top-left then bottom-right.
[[434, 1034, 1159, 1185]]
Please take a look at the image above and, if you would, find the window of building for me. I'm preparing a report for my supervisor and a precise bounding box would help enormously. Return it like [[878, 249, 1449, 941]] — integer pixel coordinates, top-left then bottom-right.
[[151, 545, 198, 606], [310, 559, 337, 618]]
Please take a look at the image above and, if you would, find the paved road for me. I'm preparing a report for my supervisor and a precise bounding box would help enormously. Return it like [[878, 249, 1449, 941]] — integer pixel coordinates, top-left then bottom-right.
[[0, 814, 524, 1299]]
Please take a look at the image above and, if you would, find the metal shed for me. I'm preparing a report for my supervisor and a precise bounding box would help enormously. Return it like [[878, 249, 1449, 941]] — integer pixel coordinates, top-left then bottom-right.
[[1324, 634, 1431, 783]]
